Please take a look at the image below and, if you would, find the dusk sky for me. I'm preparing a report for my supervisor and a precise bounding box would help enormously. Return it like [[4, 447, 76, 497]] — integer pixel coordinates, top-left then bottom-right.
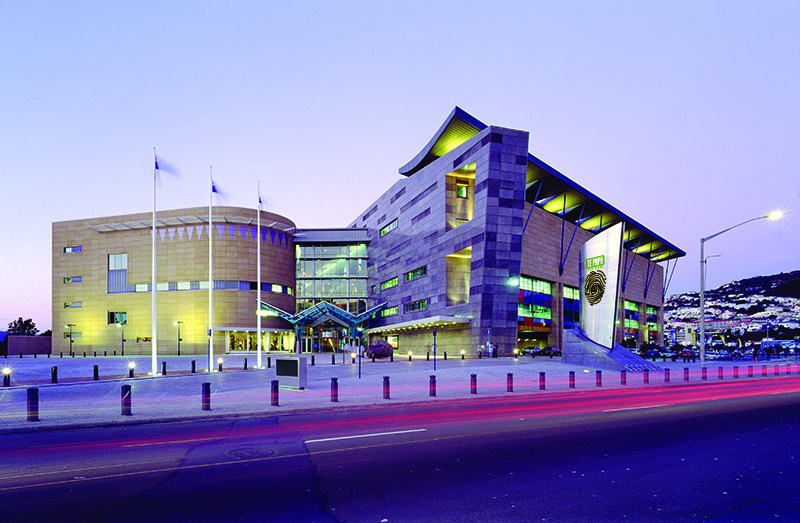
[[2, 1, 797, 331]]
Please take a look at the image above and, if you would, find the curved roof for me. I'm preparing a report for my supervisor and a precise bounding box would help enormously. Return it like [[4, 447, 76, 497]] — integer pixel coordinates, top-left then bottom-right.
[[398, 107, 685, 263]]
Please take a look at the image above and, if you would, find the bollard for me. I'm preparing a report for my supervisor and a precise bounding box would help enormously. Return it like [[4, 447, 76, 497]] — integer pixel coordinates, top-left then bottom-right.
[[390, 353, 393, 362], [34, 353, 37, 358], [620, 369, 627, 386], [83, 352, 86, 358], [271, 380, 279, 406], [3, 370, 9, 387], [243, 358, 247, 371], [330, 377, 339, 402], [311, 355, 315, 366], [643, 369, 649, 385], [427, 352, 430, 361], [202, 382, 211, 410], [774, 365, 780, 376], [718, 367, 723, 380], [27, 388, 39, 422], [748, 365, 753, 378], [191, 360, 196, 373], [762, 365, 768, 377], [408, 353, 412, 362], [702, 367, 707, 381], [596, 370, 602, 387], [507, 373, 513, 393], [51, 366, 58, 384], [787, 364, 792, 376], [569, 370, 575, 389], [93, 352, 96, 357], [332, 354, 336, 365], [121, 384, 132, 416], [114, 351, 116, 356], [129, 365, 135, 379], [372, 355, 376, 363], [430, 375, 436, 397], [444, 352, 447, 361], [470, 373, 477, 394], [733, 366, 739, 379], [684, 367, 690, 382], [218, 360, 223, 372], [478, 351, 482, 359], [104, 351, 107, 356], [268, 356, 272, 368], [539, 371, 546, 391], [61, 352, 63, 358], [93, 365, 99, 381], [383, 376, 390, 400], [664, 368, 670, 383], [162, 361, 167, 375]]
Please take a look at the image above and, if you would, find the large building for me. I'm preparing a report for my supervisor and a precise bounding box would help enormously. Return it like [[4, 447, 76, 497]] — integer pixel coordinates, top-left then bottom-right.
[[52, 108, 684, 357]]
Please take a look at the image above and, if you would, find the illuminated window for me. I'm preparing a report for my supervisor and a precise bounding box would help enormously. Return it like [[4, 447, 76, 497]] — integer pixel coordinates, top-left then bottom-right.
[[108, 253, 128, 270], [64, 301, 82, 308], [456, 183, 468, 199], [404, 299, 427, 313], [381, 277, 398, 290], [63, 276, 82, 284], [381, 306, 398, 317], [404, 266, 427, 282], [64, 246, 82, 253], [380, 219, 398, 237], [108, 311, 127, 325]]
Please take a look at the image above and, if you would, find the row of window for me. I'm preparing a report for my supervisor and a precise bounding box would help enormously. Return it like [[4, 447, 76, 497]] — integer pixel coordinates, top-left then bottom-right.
[[379, 219, 398, 237], [374, 265, 427, 295], [379, 298, 428, 317], [296, 279, 368, 298], [296, 258, 367, 278], [295, 244, 367, 259]]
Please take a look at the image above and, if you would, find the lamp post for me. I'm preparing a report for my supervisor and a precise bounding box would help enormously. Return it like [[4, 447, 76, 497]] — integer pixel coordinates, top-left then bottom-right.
[[116, 321, 126, 356], [700, 211, 782, 367], [65, 324, 75, 356], [174, 321, 183, 356]]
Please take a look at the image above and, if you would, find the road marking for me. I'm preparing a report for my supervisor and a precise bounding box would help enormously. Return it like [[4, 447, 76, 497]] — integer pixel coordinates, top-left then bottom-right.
[[769, 390, 798, 395], [602, 404, 671, 412], [306, 429, 426, 444]]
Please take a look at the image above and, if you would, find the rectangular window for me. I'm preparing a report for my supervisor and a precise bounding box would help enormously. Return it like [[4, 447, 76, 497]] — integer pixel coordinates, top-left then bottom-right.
[[404, 266, 427, 282], [63, 301, 82, 308], [177, 281, 191, 290], [380, 219, 398, 237], [456, 183, 468, 199], [563, 286, 580, 300], [404, 299, 427, 313], [63, 276, 83, 284], [63, 331, 82, 339], [381, 306, 398, 317], [271, 284, 282, 293], [64, 246, 83, 253], [108, 311, 127, 325], [381, 277, 398, 290], [108, 253, 128, 270]]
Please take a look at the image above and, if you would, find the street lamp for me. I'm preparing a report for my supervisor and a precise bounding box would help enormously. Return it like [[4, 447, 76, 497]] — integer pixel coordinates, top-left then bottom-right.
[[699, 211, 782, 367], [174, 321, 183, 356], [116, 321, 126, 356], [65, 324, 75, 356]]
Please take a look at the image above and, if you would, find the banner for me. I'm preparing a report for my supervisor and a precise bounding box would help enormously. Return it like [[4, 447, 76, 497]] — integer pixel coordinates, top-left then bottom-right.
[[579, 223, 624, 348]]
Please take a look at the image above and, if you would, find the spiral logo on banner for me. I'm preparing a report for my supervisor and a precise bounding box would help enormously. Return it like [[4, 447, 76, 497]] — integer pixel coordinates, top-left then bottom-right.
[[584, 270, 607, 306]]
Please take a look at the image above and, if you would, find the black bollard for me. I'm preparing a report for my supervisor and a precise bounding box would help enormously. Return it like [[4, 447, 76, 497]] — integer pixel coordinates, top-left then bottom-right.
[[644, 369, 649, 384], [83, 352, 86, 358], [390, 353, 394, 362], [191, 360, 196, 373], [372, 355, 376, 363], [596, 370, 602, 387], [331, 377, 339, 402], [429, 375, 436, 397], [128, 366, 134, 379], [51, 366, 58, 384], [202, 382, 211, 411], [539, 371, 546, 391], [733, 366, 739, 379], [470, 373, 477, 394], [268, 356, 272, 368], [271, 380, 279, 406], [478, 351, 482, 359], [774, 365, 780, 376], [461, 351, 465, 360], [93, 365, 99, 381], [620, 369, 627, 385], [748, 365, 753, 377], [383, 376, 390, 400], [569, 370, 575, 389], [332, 354, 336, 365], [444, 352, 447, 361], [702, 367, 707, 381], [27, 388, 39, 422], [762, 365, 768, 377], [507, 373, 513, 393], [408, 353, 412, 362], [427, 352, 430, 361], [121, 384, 132, 416], [243, 358, 247, 371], [162, 361, 167, 376], [311, 355, 315, 366], [94, 352, 96, 357], [3, 370, 9, 387], [218, 360, 223, 372], [684, 367, 690, 382], [718, 367, 723, 380], [104, 351, 107, 356], [665, 368, 670, 383]]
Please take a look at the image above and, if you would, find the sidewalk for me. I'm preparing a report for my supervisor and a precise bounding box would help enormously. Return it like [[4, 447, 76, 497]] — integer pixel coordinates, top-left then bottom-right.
[[1, 352, 797, 434]]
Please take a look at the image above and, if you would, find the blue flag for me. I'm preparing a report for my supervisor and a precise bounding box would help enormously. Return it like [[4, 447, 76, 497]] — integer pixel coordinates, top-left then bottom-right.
[[155, 155, 178, 175]]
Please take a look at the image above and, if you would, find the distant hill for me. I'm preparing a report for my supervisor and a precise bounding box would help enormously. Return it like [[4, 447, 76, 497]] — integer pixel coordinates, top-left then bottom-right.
[[706, 270, 800, 299]]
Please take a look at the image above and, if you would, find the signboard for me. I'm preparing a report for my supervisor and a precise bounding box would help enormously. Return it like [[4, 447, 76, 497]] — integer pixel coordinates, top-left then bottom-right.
[[579, 223, 624, 349]]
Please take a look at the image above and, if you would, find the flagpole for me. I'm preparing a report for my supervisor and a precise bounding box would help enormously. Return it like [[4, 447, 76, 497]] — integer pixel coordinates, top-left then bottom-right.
[[208, 166, 214, 372], [257, 181, 262, 369], [152, 148, 158, 376]]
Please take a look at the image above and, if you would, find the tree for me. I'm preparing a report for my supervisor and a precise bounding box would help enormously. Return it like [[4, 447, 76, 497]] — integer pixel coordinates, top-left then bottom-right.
[[40, 329, 52, 337], [7, 317, 38, 336]]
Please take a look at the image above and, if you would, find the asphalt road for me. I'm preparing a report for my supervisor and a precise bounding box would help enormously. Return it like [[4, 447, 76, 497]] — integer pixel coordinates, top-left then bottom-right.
[[2, 377, 800, 522]]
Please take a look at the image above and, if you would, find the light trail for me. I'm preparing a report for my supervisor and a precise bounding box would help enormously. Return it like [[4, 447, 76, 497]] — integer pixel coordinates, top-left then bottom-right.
[[305, 428, 426, 444]]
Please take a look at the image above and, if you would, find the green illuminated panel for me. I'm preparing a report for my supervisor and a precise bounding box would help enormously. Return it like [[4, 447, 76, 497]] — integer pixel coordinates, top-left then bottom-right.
[[520, 276, 551, 294], [624, 300, 638, 311], [563, 286, 580, 300]]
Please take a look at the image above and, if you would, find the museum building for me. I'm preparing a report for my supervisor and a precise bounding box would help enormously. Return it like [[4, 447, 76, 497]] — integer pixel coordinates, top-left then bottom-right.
[[52, 108, 684, 357]]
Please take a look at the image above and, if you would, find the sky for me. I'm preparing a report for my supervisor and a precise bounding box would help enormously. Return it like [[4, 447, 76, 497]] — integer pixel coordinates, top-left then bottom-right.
[[1, 1, 798, 332]]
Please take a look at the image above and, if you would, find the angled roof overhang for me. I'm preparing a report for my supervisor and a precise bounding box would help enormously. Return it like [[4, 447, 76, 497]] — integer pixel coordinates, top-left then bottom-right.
[[367, 316, 471, 334], [259, 300, 386, 329]]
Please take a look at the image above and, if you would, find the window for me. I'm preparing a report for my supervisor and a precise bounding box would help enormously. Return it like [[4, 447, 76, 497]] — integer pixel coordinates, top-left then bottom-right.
[[404, 299, 427, 313], [563, 286, 580, 300], [108, 253, 128, 270], [455, 219, 469, 227], [381, 277, 398, 290], [381, 306, 398, 317], [64, 301, 82, 308], [380, 219, 398, 237], [64, 246, 82, 253], [404, 266, 427, 282], [63, 331, 82, 339], [456, 183, 468, 199], [108, 311, 127, 325], [63, 276, 82, 284]]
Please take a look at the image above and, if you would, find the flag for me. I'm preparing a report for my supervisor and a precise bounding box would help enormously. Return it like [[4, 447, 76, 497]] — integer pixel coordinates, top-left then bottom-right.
[[154, 155, 179, 175], [211, 178, 225, 200], [258, 189, 263, 210]]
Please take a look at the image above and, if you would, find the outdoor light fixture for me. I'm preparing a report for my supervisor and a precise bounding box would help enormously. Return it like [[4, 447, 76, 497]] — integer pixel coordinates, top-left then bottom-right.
[[699, 210, 783, 366], [2, 367, 10, 387], [128, 361, 135, 378], [65, 323, 75, 355], [174, 320, 183, 356]]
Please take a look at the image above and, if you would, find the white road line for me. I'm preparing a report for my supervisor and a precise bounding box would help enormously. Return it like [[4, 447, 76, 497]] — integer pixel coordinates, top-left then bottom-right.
[[306, 429, 427, 444], [603, 404, 671, 413], [769, 390, 798, 395]]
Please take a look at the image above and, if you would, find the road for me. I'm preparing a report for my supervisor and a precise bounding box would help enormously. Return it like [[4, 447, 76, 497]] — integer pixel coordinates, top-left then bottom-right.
[[2, 377, 800, 522]]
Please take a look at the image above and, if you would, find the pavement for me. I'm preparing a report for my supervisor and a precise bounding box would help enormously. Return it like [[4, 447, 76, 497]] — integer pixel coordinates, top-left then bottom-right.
[[1, 351, 797, 434]]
